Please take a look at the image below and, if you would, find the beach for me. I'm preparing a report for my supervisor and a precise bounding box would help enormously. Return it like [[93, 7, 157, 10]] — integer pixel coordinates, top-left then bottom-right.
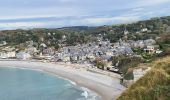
[[0, 60, 126, 100]]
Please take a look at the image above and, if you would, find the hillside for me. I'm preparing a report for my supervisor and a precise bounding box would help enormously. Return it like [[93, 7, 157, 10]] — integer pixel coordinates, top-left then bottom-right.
[[0, 16, 170, 47], [118, 56, 170, 100]]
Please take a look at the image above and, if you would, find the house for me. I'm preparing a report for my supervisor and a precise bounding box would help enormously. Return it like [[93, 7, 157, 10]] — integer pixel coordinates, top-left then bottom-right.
[[134, 40, 145, 48], [70, 55, 78, 61], [0, 41, 7, 46], [0, 52, 8, 58], [78, 53, 87, 61], [0, 46, 16, 59], [144, 46, 155, 54], [124, 29, 129, 35], [144, 39, 156, 46], [7, 51, 16, 58], [25, 47, 39, 55], [87, 53, 95, 60], [155, 50, 163, 54], [40, 55, 54, 60], [62, 35, 67, 40], [47, 32, 51, 36], [105, 51, 113, 56], [0, 51, 16, 59], [16, 52, 31, 60], [136, 31, 140, 34], [63, 56, 70, 62], [141, 28, 148, 32], [40, 43, 47, 48], [26, 41, 34, 46], [43, 47, 55, 56], [115, 45, 133, 55]]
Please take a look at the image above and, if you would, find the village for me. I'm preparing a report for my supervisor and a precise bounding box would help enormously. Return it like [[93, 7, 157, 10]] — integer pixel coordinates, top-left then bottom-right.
[[0, 32, 162, 69], [0, 25, 167, 89]]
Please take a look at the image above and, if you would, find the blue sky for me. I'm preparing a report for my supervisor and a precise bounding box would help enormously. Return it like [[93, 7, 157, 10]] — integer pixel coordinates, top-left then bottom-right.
[[0, 0, 170, 30]]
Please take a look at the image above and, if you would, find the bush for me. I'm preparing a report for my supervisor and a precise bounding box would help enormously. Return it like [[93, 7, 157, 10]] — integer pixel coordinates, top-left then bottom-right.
[[95, 58, 107, 70]]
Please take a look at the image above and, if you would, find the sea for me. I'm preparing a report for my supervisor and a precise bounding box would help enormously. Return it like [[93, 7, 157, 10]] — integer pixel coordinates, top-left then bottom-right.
[[0, 67, 101, 100]]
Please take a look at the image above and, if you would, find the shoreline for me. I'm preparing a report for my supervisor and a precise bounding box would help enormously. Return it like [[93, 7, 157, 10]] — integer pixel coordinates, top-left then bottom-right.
[[0, 60, 126, 100]]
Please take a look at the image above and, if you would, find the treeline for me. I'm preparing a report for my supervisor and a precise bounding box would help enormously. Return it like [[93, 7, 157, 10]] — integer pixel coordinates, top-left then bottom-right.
[[0, 29, 96, 48]]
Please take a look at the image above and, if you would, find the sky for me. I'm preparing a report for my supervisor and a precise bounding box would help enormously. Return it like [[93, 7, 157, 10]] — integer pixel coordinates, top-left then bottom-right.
[[0, 0, 170, 30]]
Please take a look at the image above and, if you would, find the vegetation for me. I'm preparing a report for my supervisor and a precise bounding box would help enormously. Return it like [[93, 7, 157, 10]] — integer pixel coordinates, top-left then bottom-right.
[[0, 28, 99, 49], [132, 48, 143, 55], [118, 56, 170, 100], [112, 55, 142, 80], [1, 16, 170, 48], [95, 58, 107, 70], [157, 33, 170, 52]]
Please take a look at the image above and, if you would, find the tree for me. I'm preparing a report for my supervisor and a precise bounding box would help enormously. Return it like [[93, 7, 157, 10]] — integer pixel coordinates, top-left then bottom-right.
[[95, 58, 107, 70]]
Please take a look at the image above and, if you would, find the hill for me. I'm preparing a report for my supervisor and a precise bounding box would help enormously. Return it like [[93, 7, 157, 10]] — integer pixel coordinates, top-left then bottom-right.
[[1, 16, 170, 46], [118, 56, 170, 100]]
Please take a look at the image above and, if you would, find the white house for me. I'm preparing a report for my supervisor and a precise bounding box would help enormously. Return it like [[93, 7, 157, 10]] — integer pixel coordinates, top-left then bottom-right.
[[87, 53, 95, 60], [156, 50, 163, 54], [144, 46, 155, 54], [16, 52, 31, 60], [62, 35, 67, 40], [0, 51, 16, 59], [63, 56, 70, 62], [7, 51, 16, 58], [141, 28, 148, 32], [0, 41, 7, 46], [124, 30, 129, 35], [40, 43, 47, 48], [105, 51, 113, 56]]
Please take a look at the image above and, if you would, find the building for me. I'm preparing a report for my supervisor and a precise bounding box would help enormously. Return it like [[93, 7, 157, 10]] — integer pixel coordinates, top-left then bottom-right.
[[25, 47, 39, 55], [0, 51, 16, 59], [144, 46, 155, 54], [16, 52, 31, 60], [0, 41, 7, 46], [124, 29, 129, 35], [156, 50, 163, 54], [141, 28, 148, 32], [63, 56, 70, 62]]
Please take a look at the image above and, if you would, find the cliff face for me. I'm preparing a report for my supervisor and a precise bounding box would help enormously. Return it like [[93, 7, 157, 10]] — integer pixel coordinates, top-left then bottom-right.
[[118, 56, 170, 100]]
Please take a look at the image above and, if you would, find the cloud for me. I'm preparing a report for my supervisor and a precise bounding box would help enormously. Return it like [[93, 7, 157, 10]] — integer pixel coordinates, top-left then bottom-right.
[[0, 15, 141, 30], [131, 7, 144, 12], [83, 16, 140, 25], [133, 0, 170, 7], [0, 0, 170, 30], [0, 22, 46, 30]]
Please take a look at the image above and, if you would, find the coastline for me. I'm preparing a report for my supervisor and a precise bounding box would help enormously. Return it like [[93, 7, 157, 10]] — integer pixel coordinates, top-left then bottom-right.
[[0, 60, 126, 100]]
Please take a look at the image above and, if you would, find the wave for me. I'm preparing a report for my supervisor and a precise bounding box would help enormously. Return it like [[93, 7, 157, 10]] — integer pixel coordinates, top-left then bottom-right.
[[80, 87, 101, 100]]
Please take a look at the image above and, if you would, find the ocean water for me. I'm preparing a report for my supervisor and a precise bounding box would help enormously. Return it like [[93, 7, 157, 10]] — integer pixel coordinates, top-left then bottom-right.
[[0, 67, 101, 100]]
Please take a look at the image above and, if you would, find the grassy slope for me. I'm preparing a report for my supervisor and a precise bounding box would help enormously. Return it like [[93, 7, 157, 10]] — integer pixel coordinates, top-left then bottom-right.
[[118, 56, 170, 100]]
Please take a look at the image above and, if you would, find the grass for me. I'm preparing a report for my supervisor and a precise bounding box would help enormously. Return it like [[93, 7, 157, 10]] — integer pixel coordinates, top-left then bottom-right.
[[118, 56, 170, 100]]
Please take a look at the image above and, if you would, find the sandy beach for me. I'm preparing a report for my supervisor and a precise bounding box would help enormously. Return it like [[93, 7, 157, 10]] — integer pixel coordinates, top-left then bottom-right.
[[0, 60, 125, 100]]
